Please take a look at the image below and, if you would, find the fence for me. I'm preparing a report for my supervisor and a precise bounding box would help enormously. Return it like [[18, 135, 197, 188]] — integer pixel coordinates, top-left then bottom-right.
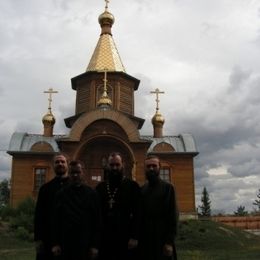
[[212, 216, 260, 230]]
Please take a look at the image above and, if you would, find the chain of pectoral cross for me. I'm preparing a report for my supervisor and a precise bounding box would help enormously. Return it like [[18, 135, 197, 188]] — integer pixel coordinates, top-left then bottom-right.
[[106, 182, 118, 209]]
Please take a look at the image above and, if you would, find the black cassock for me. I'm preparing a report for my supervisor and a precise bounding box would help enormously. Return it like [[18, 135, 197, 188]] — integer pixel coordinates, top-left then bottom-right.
[[96, 177, 140, 260], [52, 183, 100, 260], [34, 176, 68, 260], [139, 179, 179, 260]]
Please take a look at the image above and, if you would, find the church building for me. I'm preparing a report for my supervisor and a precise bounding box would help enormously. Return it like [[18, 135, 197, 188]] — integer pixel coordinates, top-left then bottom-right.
[[7, 2, 198, 218]]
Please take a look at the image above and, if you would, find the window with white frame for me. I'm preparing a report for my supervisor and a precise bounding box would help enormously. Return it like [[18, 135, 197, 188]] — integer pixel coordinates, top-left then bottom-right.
[[160, 167, 170, 182], [34, 168, 47, 191]]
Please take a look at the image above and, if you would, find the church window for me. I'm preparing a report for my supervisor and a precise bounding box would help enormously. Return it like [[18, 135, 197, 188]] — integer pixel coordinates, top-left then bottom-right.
[[92, 176, 102, 182], [160, 167, 170, 182], [34, 168, 47, 191]]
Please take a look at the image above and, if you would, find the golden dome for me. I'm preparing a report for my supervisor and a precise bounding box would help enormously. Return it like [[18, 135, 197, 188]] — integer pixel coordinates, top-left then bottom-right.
[[97, 95, 112, 108], [42, 112, 56, 126], [152, 112, 165, 126], [98, 10, 115, 26]]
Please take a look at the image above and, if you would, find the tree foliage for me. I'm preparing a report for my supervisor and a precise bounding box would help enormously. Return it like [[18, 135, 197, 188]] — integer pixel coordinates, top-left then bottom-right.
[[199, 187, 211, 217], [253, 189, 260, 212], [234, 205, 248, 216], [0, 179, 10, 207]]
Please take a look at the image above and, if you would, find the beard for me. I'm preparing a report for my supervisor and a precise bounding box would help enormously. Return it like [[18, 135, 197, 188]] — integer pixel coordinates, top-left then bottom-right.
[[145, 170, 160, 185], [108, 169, 123, 184], [55, 165, 67, 177]]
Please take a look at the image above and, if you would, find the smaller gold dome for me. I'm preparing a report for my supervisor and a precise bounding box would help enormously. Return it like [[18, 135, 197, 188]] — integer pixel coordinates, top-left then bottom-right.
[[42, 112, 56, 125], [152, 112, 165, 126], [98, 10, 115, 26], [97, 95, 112, 107]]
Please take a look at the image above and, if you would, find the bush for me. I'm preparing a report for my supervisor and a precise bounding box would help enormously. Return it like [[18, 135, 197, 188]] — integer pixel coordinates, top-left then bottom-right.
[[9, 197, 36, 241], [15, 226, 33, 241], [0, 205, 16, 221], [10, 212, 34, 233]]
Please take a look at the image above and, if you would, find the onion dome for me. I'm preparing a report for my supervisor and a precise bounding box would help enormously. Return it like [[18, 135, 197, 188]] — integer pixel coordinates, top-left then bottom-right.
[[42, 88, 58, 137], [152, 111, 165, 126], [98, 10, 115, 29], [86, 3, 125, 72], [42, 112, 56, 126]]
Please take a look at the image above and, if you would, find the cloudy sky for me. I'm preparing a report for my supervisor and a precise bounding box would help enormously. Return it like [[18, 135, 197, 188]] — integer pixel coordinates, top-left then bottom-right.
[[1, 0, 260, 214]]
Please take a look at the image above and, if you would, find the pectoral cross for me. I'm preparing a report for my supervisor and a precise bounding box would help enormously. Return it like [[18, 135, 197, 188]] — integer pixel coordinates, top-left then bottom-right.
[[108, 198, 115, 209], [150, 88, 165, 112]]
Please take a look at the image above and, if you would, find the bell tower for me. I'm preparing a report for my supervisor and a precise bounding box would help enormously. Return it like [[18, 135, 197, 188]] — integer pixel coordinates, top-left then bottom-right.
[[58, 1, 151, 186]]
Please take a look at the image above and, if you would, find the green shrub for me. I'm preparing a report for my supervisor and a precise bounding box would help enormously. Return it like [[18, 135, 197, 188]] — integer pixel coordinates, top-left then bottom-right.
[[16, 197, 35, 217], [9, 197, 36, 241], [0, 205, 16, 221], [15, 226, 33, 241], [10, 212, 34, 233]]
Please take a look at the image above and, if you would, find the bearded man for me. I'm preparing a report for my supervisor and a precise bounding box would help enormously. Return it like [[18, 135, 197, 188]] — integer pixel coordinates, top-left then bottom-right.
[[34, 153, 69, 260], [138, 155, 179, 260], [96, 152, 140, 260]]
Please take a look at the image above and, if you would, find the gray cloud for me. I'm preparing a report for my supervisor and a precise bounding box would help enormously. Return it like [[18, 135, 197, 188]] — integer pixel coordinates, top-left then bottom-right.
[[1, 0, 260, 213]]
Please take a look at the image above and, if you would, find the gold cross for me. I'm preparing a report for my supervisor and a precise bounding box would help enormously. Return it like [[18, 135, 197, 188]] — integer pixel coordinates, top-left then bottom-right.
[[43, 88, 58, 112], [105, 0, 109, 11], [150, 88, 165, 111]]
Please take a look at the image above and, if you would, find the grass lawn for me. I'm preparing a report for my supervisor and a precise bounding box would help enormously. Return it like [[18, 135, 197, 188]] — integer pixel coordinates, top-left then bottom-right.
[[0, 222, 35, 260], [0, 219, 260, 259], [176, 219, 260, 259]]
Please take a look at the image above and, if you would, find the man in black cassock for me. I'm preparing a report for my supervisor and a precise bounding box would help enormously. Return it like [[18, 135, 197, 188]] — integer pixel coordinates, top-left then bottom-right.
[[96, 152, 140, 260], [138, 155, 179, 260], [51, 160, 100, 260], [34, 153, 69, 260]]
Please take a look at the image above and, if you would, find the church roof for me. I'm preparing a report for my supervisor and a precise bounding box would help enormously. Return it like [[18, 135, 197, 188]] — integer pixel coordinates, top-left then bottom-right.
[[141, 133, 198, 154], [7, 132, 64, 154], [8, 132, 197, 155], [86, 7, 126, 72], [87, 34, 126, 72]]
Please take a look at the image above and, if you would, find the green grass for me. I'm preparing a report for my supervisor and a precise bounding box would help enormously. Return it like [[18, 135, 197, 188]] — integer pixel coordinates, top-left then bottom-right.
[[176, 219, 260, 259], [0, 222, 35, 260], [0, 219, 260, 259]]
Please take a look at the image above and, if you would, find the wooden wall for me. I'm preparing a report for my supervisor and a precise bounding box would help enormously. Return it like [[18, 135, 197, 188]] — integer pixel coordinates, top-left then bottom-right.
[[10, 154, 54, 207]]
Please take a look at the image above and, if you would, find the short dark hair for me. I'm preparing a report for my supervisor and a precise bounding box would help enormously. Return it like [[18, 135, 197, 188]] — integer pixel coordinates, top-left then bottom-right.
[[108, 152, 123, 162], [53, 152, 69, 163], [145, 155, 161, 167], [145, 154, 160, 161], [69, 160, 84, 168]]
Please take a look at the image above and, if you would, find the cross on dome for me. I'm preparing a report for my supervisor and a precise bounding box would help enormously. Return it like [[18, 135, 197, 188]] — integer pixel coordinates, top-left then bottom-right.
[[43, 88, 58, 112], [105, 0, 109, 11], [150, 88, 165, 112]]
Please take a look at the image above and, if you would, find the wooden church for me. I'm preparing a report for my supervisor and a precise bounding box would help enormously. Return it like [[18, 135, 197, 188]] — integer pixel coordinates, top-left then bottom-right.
[[7, 2, 198, 218]]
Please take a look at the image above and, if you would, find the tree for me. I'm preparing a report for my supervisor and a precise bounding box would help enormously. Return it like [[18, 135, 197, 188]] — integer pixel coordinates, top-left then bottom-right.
[[0, 179, 10, 207], [199, 187, 211, 217], [253, 189, 260, 212], [234, 205, 248, 216]]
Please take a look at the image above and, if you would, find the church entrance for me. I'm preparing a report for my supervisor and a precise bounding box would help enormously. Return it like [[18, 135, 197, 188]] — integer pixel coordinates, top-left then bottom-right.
[[78, 137, 134, 188]]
